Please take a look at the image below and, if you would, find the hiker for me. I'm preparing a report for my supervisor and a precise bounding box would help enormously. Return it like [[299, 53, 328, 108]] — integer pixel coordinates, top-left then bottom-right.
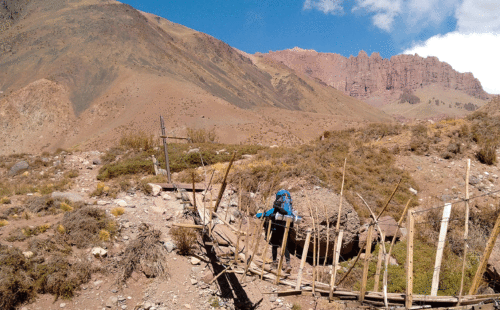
[[257, 189, 299, 273]]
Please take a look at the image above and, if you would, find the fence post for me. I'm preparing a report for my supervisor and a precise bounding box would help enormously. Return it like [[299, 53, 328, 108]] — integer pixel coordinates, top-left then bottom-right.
[[296, 229, 312, 290], [431, 203, 452, 296], [329, 229, 344, 300], [373, 244, 383, 292], [458, 159, 471, 304], [275, 218, 292, 285], [406, 209, 415, 310], [360, 224, 374, 303], [159, 116, 171, 183]]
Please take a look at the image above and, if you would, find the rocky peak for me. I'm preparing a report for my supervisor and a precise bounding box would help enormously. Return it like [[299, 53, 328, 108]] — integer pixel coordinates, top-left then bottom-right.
[[264, 49, 490, 100]]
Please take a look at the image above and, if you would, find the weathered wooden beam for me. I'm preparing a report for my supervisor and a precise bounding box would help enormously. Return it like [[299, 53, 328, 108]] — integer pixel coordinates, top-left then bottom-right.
[[296, 229, 312, 290], [213, 152, 236, 213], [329, 229, 344, 300], [360, 224, 374, 303], [373, 244, 383, 292], [431, 203, 452, 296], [458, 159, 471, 305], [275, 218, 292, 285], [406, 209, 415, 310], [172, 223, 204, 229]]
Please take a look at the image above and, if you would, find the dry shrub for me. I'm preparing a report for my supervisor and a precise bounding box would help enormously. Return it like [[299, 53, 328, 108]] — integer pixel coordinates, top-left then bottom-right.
[[0, 244, 92, 309], [170, 226, 198, 255], [111, 207, 125, 217], [119, 131, 156, 151], [61, 206, 117, 248], [0, 220, 8, 227], [1, 197, 11, 204], [36, 256, 92, 299], [476, 142, 497, 165], [7, 225, 51, 242], [60, 202, 73, 212], [28, 238, 72, 256], [99, 230, 110, 241], [186, 127, 218, 143], [118, 227, 168, 283]]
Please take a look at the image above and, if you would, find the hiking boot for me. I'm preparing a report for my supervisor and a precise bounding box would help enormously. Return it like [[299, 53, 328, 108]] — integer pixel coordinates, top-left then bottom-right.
[[284, 262, 292, 273], [271, 260, 279, 269]]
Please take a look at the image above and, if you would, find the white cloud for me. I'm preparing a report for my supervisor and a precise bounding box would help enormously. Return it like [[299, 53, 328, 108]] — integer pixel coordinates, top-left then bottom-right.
[[456, 0, 500, 33], [354, 0, 402, 31], [303, 0, 344, 15], [404, 32, 500, 94]]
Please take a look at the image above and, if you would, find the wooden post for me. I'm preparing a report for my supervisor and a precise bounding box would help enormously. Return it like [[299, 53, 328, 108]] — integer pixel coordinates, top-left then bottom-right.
[[406, 209, 415, 310], [261, 223, 273, 280], [192, 172, 197, 210], [296, 229, 312, 290], [315, 203, 321, 267], [468, 210, 500, 295], [458, 158, 471, 304], [336, 158, 347, 231], [246, 221, 259, 264], [307, 198, 317, 295], [373, 244, 383, 292], [238, 178, 242, 212], [275, 218, 292, 285], [159, 116, 171, 183], [234, 218, 244, 263], [329, 229, 343, 300], [208, 190, 214, 237], [323, 203, 330, 267], [214, 152, 236, 213], [242, 218, 265, 281], [431, 203, 452, 296], [360, 224, 374, 303]]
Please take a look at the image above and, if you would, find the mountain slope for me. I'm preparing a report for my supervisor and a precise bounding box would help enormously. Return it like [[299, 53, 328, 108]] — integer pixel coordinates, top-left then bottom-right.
[[0, 0, 392, 155], [262, 48, 490, 119]]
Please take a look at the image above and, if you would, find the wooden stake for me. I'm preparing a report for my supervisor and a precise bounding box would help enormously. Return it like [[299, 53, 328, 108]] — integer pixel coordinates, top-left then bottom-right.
[[406, 210, 415, 310], [357, 193, 389, 308], [296, 229, 312, 290], [246, 221, 258, 264], [159, 116, 171, 183], [315, 203, 321, 268], [323, 203, 330, 267], [336, 158, 347, 232], [208, 190, 214, 237], [468, 209, 500, 295], [275, 218, 292, 285], [209, 263, 234, 285], [214, 152, 236, 213], [261, 226, 273, 280], [172, 223, 204, 229], [360, 224, 374, 303], [373, 244, 383, 292], [192, 172, 197, 210], [377, 178, 402, 221], [238, 178, 242, 212], [329, 229, 344, 300], [458, 158, 471, 304], [242, 218, 265, 281], [431, 203, 452, 296], [234, 218, 244, 263], [307, 198, 317, 295]]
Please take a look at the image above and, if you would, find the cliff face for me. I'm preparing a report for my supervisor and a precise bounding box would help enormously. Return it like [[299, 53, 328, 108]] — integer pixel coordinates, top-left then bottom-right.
[[263, 49, 490, 100]]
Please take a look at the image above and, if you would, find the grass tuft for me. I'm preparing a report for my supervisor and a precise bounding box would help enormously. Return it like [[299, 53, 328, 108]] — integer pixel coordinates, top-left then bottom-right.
[[169, 226, 198, 255], [111, 207, 125, 217]]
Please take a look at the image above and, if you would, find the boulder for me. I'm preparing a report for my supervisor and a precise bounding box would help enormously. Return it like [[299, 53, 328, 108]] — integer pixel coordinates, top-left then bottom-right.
[[290, 188, 360, 257], [148, 183, 162, 196], [9, 161, 29, 176], [51, 191, 84, 203], [378, 215, 400, 240], [91, 247, 108, 258]]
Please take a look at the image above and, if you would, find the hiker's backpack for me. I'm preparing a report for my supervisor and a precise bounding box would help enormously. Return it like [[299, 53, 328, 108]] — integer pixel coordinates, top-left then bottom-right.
[[273, 189, 293, 216]]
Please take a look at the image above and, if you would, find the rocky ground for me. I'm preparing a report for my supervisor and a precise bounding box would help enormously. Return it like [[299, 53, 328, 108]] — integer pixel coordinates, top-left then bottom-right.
[[1, 151, 361, 310], [2, 143, 500, 310]]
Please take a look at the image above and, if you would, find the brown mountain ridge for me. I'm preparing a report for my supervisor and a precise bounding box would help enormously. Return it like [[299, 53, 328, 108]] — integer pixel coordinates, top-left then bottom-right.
[[0, 0, 392, 155]]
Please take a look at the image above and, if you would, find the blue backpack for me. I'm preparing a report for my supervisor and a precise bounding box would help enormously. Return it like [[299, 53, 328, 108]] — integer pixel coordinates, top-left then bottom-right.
[[274, 189, 293, 215]]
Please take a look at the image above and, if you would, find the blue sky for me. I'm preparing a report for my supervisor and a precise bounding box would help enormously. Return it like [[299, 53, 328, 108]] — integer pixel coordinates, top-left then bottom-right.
[[120, 0, 500, 94]]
